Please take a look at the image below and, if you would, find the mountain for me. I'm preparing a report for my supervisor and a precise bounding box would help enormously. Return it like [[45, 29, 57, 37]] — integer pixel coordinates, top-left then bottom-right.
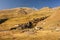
[[0, 7, 60, 40], [0, 7, 51, 30]]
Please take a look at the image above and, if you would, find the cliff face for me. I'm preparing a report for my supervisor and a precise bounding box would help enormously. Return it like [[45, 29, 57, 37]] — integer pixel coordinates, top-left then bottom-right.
[[0, 7, 60, 40]]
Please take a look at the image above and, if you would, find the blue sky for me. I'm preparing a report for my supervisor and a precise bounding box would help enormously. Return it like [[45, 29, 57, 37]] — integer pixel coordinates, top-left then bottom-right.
[[0, 0, 60, 10]]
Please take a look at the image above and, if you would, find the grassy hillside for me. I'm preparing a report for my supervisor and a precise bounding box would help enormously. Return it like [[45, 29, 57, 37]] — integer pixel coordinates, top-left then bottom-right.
[[36, 7, 60, 30], [0, 7, 60, 40]]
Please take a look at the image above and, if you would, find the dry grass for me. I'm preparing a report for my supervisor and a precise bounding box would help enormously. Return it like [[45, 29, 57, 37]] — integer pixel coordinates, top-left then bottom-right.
[[0, 30, 60, 40], [0, 7, 60, 40]]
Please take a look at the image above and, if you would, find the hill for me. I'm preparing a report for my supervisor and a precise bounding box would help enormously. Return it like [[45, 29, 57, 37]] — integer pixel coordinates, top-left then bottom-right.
[[0, 7, 60, 40]]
